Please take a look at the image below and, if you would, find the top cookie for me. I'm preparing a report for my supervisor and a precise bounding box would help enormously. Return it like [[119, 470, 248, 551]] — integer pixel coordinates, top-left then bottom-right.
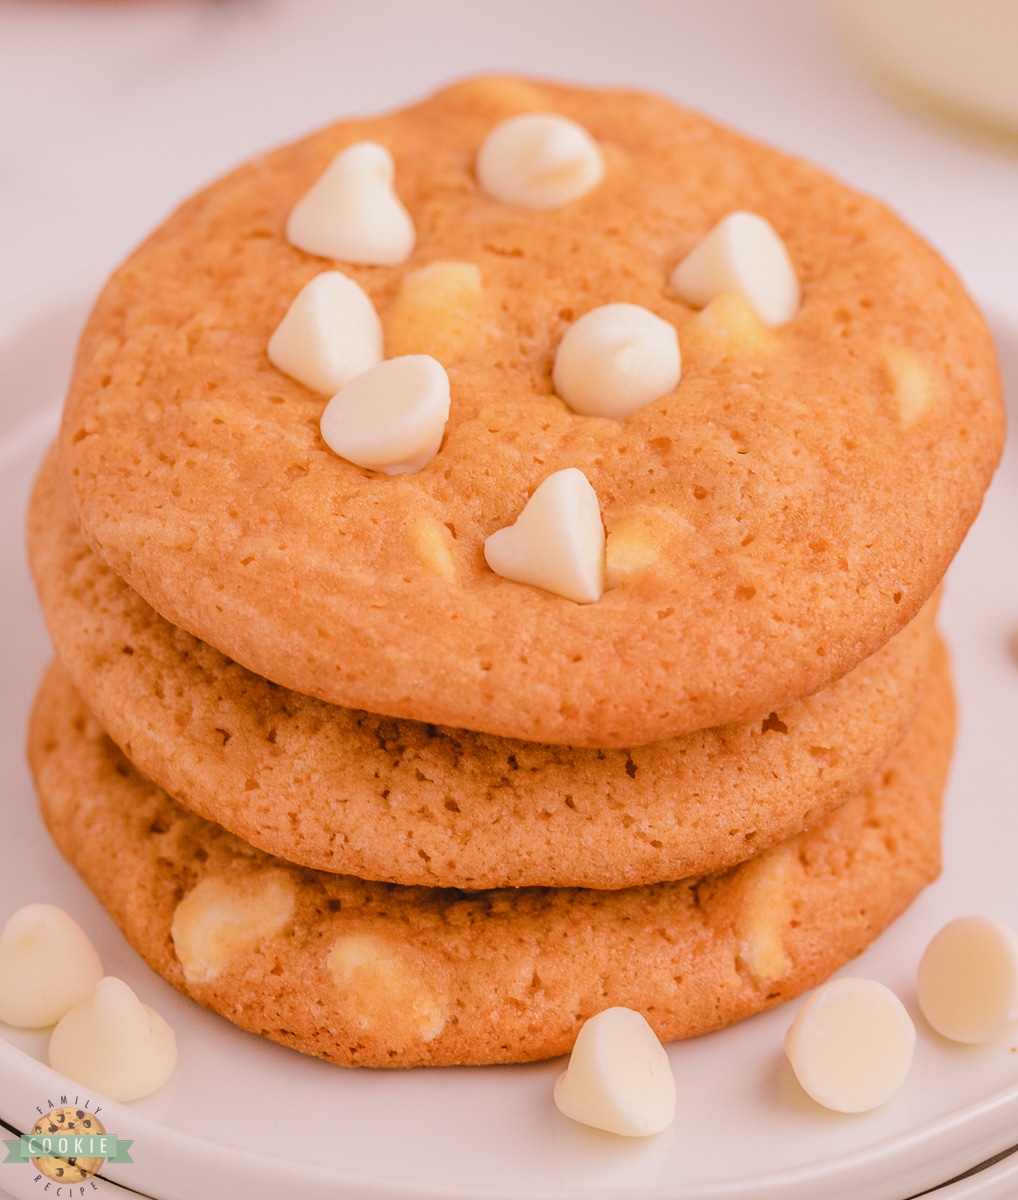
[[59, 77, 1004, 746]]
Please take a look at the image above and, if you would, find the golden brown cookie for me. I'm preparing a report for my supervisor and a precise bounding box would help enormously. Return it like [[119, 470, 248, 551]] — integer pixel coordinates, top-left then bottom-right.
[[29, 642, 952, 1068], [58, 77, 1002, 747], [30, 448, 936, 888]]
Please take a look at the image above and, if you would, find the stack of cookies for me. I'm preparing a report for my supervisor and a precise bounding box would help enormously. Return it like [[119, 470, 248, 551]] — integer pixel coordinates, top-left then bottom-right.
[[26, 78, 1003, 1068]]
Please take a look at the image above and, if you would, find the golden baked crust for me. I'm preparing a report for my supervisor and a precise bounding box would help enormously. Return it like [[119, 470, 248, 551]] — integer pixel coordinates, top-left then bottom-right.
[[30, 448, 936, 888], [58, 77, 1002, 746], [29, 644, 952, 1068]]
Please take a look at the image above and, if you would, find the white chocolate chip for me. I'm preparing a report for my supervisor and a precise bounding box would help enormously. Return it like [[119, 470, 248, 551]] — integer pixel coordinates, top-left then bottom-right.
[[784, 977, 915, 1112], [49, 977, 177, 1103], [553, 304, 680, 420], [171, 871, 295, 984], [476, 113, 604, 210], [734, 845, 801, 986], [553, 1007, 676, 1137], [409, 516, 457, 582], [882, 345, 938, 426], [605, 514, 664, 588], [484, 468, 605, 604], [384, 261, 486, 362], [605, 509, 693, 590], [267, 271, 383, 395], [0, 904, 103, 1028], [670, 212, 800, 327], [328, 934, 446, 1045], [681, 292, 779, 362], [320, 355, 450, 474], [917, 916, 1018, 1043], [286, 142, 415, 266]]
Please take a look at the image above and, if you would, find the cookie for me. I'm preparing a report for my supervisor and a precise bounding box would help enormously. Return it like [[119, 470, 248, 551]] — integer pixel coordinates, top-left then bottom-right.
[[58, 77, 1002, 747], [30, 448, 937, 888], [29, 642, 952, 1067]]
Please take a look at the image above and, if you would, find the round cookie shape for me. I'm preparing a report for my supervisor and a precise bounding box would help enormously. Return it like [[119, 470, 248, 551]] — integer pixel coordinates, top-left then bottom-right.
[[30, 1108, 106, 1184], [30, 646, 952, 1068], [59, 77, 1003, 746], [30, 452, 937, 889]]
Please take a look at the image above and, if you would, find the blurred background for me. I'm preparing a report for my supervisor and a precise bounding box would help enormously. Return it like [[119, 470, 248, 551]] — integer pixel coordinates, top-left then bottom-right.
[[2, 0, 1017, 345]]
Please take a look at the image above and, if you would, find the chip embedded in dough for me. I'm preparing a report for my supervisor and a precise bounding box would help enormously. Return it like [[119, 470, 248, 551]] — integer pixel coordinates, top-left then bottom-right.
[[29, 644, 953, 1068]]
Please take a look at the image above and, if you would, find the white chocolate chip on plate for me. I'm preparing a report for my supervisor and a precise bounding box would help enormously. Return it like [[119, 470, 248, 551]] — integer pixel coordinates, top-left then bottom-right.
[[0, 904, 103, 1029], [484, 468, 605, 603], [917, 915, 1018, 1043], [554, 1007, 676, 1137], [670, 212, 800, 327], [553, 303, 681, 420], [268, 271, 383, 395], [49, 976, 177, 1103], [476, 112, 604, 209], [320, 355, 451, 474], [784, 977, 915, 1112], [286, 141, 415, 266]]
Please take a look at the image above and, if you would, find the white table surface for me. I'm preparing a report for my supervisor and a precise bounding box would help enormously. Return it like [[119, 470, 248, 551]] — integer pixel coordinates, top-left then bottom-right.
[[2, 2, 1018, 1198]]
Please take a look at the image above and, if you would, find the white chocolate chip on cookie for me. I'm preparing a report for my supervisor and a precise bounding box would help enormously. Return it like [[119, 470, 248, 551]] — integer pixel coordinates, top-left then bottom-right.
[[917, 916, 1018, 1043], [785, 977, 915, 1112], [49, 976, 177, 1102], [681, 292, 780, 363], [171, 870, 295, 983], [476, 112, 604, 209], [268, 271, 383, 395], [286, 141, 415, 266], [0, 904, 103, 1028], [554, 1007, 676, 1137], [328, 934, 446, 1045], [484, 468, 605, 603], [882, 345, 938, 426], [605, 514, 665, 588], [384, 261, 486, 362], [670, 212, 800, 327], [734, 845, 801, 985], [409, 516, 458, 582], [320, 355, 451, 474], [553, 304, 681, 420]]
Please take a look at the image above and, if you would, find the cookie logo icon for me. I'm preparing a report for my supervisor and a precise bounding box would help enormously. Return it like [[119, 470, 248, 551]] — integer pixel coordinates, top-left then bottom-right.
[[3, 1098, 133, 1188], [30, 1107, 106, 1182]]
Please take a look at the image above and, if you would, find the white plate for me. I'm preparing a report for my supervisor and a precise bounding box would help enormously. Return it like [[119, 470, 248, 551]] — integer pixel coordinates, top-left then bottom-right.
[[1, 301, 1018, 1200]]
